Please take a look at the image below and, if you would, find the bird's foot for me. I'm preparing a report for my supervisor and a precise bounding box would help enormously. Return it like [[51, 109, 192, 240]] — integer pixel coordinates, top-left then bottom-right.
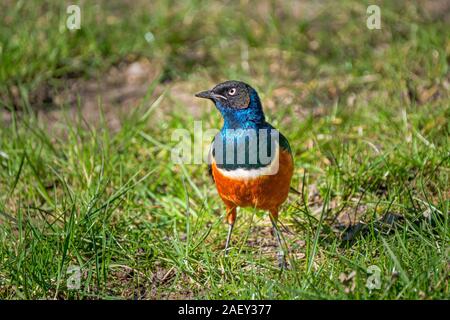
[[224, 246, 232, 256]]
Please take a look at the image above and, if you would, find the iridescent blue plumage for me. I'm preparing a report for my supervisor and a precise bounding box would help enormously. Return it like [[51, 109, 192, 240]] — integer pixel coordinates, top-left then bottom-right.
[[211, 87, 291, 171], [216, 91, 265, 129]]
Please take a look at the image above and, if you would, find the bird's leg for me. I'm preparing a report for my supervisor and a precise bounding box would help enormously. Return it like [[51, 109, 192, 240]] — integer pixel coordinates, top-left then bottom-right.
[[270, 210, 287, 269], [224, 223, 234, 255], [224, 206, 237, 256]]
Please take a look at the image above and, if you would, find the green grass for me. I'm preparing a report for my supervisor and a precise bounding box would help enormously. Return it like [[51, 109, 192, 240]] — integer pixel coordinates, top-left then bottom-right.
[[0, 0, 449, 299]]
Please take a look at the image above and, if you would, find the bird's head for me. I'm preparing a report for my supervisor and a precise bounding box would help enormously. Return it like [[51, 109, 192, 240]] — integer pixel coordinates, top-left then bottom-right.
[[195, 80, 265, 128]]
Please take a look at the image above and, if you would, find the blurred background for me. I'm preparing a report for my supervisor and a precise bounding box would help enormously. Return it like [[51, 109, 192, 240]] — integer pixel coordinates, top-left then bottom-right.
[[1, 0, 449, 127], [0, 1, 449, 299]]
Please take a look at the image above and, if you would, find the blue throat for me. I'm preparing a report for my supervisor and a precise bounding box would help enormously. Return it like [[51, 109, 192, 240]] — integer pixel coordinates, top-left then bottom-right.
[[216, 91, 266, 130], [210, 87, 292, 171], [212, 90, 280, 170]]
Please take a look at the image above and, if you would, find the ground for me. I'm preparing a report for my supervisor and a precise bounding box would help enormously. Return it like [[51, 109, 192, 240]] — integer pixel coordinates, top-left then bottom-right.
[[0, 0, 449, 299]]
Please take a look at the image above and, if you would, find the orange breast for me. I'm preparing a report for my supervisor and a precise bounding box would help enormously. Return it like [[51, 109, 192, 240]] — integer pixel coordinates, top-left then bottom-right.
[[211, 148, 294, 212]]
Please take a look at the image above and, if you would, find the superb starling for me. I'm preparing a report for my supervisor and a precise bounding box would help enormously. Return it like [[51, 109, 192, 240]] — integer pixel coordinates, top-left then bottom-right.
[[195, 80, 294, 267]]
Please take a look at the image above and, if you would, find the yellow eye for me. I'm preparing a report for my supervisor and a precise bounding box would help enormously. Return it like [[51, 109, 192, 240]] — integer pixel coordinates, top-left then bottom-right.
[[228, 88, 236, 96]]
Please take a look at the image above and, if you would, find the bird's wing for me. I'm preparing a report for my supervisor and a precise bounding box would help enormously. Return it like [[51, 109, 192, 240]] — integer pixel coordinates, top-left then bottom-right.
[[278, 130, 292, 154]]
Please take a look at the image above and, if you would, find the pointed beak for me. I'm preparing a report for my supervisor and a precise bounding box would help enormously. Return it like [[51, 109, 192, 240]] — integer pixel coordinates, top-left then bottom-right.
[[195, 90, 228, 101], [195, 90, 213, 99]]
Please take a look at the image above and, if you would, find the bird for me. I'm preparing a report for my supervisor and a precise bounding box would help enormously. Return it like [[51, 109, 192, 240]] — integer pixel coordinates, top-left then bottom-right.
[[195, 80, 294, 267]]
